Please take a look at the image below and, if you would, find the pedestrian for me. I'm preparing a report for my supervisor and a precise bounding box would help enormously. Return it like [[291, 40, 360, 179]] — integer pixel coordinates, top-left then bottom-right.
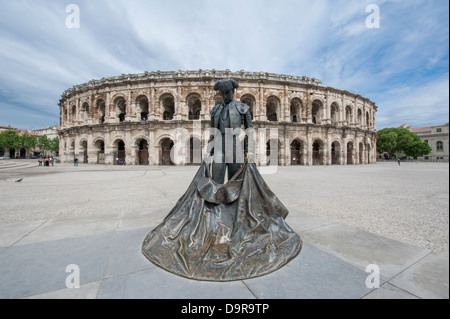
[[51, 157, 55, 166], [74, 157, 78, 167], [38, 156, 42, 166], [397, 158, 400, 166]]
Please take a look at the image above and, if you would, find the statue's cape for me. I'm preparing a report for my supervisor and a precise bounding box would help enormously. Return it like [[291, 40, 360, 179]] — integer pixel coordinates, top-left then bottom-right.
[[142, 161, 302, 281]]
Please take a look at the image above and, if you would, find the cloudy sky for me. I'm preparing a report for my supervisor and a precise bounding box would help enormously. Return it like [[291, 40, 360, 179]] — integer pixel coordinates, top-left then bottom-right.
[[0, 0, 448, 130]]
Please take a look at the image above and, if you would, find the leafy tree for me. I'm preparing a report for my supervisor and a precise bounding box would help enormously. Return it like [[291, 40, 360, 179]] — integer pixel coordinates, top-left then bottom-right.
[[37, 135, 50, 152], [0, 130, 20, 149], [377, 127, 431, 158], [49, 137, 60, 152], [18, 133, 37, 150]]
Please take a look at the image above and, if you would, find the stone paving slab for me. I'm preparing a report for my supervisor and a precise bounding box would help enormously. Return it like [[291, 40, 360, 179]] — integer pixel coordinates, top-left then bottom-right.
[[0, 233, 113, 299], [301, 223, 431, 281], [389, 253, 449, 299]]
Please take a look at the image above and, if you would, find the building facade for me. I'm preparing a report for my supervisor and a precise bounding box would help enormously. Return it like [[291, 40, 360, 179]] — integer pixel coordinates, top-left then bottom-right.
[[400, 123, 449, 161], [58, 70, 377, 166]]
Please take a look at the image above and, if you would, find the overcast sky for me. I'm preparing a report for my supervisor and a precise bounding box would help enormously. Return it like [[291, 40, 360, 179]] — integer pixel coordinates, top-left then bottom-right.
[[0, 0, 448, 130]]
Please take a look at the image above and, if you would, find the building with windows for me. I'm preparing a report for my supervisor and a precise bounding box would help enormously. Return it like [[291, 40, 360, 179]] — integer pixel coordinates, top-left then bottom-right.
[[400, 123, 449, 161], [58, 70, 377, 166]]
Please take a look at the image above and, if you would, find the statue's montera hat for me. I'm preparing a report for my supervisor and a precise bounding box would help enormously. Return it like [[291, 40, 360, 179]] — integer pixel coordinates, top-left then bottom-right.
[[214, 78, 239, 92]]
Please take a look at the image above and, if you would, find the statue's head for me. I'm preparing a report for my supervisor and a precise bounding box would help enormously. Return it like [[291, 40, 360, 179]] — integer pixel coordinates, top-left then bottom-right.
[[214, 78, 239, 104]]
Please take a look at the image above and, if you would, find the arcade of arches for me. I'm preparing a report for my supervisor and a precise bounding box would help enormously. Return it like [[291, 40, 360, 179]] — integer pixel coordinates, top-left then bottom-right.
[[59, 70, 377, 166]]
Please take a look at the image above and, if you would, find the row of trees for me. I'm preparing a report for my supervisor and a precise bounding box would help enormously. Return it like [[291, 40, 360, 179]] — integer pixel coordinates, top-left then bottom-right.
[[0, 129, 59, 156], [376, 127, 431, 158]]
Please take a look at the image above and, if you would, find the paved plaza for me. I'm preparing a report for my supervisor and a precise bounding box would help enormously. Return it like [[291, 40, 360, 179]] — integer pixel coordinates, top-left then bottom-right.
[[0, 159, 448, 299]]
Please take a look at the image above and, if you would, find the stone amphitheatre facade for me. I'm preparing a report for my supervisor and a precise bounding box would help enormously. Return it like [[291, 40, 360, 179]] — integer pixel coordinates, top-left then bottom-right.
[[58, 69, 377, 166]]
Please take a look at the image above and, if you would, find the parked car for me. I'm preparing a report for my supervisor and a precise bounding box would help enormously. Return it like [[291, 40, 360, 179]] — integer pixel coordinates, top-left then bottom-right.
[[0, 156, 10, 160]]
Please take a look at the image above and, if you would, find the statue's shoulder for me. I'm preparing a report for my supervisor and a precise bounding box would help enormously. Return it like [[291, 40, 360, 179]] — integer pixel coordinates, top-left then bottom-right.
[[235, 101, 250, 115], [211, 103, 221, 115]]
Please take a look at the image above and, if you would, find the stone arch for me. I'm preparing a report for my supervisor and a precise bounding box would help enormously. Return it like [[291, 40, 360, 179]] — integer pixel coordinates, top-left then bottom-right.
[[113, 96, 127, 123], [290, 138, 305, 165], [357, 108, 363, 127], [159, 93, 175, 120], [346, 141, 355, 165], [266, 96, 280, 122], [112, 138, 126, 165], [81, 102, 89, 123], [345, 105, 353, 124], [95, 99, 106, 124], [79, 138, 88, 163], [71, 105, 76, 124], [312, 100, 323, 124], [93, 137, 105, 164], [134, 136, 150, 165], [136, 95, 149, 122], [240, 94, 256, 120], [159, 137, 174, 166], [290, 98, 302, 123], [186, 93, 202, 120], [330, 102, 339, 125], [358, 141, 364, 164], [366, 111, 371, 127], [331, 140, 341, 165], [312, 138, 325, 165]]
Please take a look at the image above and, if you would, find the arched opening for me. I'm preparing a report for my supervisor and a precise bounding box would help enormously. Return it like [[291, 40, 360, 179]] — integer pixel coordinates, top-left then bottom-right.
[[366, 144, 371, 164], [96, 99, 106, 124], [114, 97, 126, 123], [137, 139, 149, 165], [290, 140, 304, 165], [357, 109, 363, 127], [137, 95, 149, 122], [160, 138, 174, 166], [80, 140, 88, 163], [266, 97, 279, 122], [358, 142, 364, 164], [161, 94, 175, 120], [366, 111, 370, 127], [0, 147, 4, 157], [114, 140, 126, 165], [71, 105, 76, 124], [312, 100, 323, 124], [290, 98, 302, 123], [312, 140, 324, 165], [347, 142, 354, 165], [81, 102, 89, 123], [330, 103, 339, 125], [95, 139, 105, 164], [241, 94, 255, 120], [345, 106, 353, 124], [9, 148, 16, 158], [187, 94, 202, 120], [331, 141, 341, 165]]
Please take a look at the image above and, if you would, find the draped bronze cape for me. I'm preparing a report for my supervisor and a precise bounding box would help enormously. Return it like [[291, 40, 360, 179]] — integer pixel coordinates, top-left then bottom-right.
[[142, 161, 302, 281]]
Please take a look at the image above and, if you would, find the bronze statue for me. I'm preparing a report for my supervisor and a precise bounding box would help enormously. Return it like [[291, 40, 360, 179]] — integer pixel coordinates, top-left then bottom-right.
[[142, 78, 302, 281]]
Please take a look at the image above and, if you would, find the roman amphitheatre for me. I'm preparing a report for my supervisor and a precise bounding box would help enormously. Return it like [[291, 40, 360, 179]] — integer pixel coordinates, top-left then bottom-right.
[[58, 69, 377, 166]]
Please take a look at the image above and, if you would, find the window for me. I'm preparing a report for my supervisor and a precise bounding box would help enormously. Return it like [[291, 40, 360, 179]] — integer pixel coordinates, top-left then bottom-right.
[[436, 128, 442, 133], [436, 141, 444, 152]]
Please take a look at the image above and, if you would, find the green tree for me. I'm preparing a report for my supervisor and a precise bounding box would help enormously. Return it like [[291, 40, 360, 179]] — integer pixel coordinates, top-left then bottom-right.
[[37, 135, 50, 153], [377, 127, 431, 158], [0, 130, 20, 149], [49, 137, 60, 152], [18, 133, 37, 150]]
